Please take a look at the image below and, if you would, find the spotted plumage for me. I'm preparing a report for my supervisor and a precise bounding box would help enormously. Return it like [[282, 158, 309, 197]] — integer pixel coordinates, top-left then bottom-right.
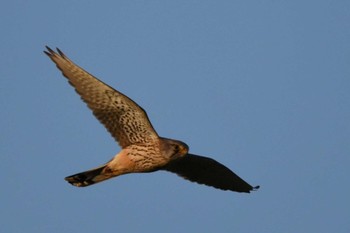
[[45, 46, 259, 193]]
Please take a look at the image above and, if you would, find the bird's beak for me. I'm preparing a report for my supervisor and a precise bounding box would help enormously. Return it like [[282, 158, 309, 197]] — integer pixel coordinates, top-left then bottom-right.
[[181, 145, 189, 155]]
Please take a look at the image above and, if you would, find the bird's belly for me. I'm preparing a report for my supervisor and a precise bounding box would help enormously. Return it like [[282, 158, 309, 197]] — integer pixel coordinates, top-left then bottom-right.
[[129, 152, 168, 172], [112, 145, 169, 173]]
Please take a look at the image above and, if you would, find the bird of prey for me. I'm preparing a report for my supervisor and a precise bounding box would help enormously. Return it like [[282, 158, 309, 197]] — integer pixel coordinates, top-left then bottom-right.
[[44, 46, 259, 193]]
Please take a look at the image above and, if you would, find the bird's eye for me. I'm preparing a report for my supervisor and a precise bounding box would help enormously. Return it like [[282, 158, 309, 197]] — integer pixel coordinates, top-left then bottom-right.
[[174, 145, 180, 153]]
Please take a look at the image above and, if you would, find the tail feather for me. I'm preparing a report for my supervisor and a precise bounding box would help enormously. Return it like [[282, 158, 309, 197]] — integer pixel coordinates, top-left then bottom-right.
[[65, 165, 112, 187]]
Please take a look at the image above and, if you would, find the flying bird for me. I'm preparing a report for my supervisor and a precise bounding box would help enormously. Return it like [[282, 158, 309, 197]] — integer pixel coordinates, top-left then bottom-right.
[[44, 46, 259, 193]]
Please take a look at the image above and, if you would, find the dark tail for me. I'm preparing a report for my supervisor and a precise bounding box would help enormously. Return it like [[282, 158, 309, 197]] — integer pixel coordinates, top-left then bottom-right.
[[65, 164, 111, 187]]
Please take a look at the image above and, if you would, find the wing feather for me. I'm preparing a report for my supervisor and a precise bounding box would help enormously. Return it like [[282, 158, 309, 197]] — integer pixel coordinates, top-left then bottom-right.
[[44, 46, 159, 148], [164, 154, 259, 193]]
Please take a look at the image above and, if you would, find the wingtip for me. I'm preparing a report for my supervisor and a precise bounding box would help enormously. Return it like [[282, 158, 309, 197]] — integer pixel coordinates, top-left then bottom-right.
[[44, 46, 55, 57], [243, 185, 260, 193], [56, 47, 66, 58], [44, 46, 65, 58]]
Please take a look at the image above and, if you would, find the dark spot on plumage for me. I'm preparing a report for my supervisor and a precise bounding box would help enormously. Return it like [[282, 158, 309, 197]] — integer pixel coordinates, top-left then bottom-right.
[[103, 166, 113, 174], [174, 145, 180, 154]]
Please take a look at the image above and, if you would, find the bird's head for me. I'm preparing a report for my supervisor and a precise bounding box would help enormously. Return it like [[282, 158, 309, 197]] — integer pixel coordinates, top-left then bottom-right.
[[160, 137, 189, 160], [172, 141, 189, 157]]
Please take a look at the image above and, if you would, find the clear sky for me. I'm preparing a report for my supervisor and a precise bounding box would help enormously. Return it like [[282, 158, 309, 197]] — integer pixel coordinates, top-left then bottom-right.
[[1, 1, 349, 232]]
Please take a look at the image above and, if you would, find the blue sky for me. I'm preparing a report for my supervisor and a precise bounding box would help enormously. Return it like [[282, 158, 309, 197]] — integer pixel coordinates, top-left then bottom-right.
[[1, 1, 349, 232]]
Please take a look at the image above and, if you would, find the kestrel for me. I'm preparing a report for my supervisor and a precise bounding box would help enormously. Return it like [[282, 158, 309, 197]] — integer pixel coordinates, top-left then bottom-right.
[[44, 46, 259, 193]]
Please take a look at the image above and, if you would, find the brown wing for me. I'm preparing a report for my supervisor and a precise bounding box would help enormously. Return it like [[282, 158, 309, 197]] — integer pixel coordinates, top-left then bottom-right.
[[163, 154, 259, 193], [44, 46, 159, 148]]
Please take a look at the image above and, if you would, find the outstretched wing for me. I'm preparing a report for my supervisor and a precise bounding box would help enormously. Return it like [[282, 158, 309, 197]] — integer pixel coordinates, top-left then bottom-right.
[[44, 46, 159, 148], [163, 154, 259, 193]]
